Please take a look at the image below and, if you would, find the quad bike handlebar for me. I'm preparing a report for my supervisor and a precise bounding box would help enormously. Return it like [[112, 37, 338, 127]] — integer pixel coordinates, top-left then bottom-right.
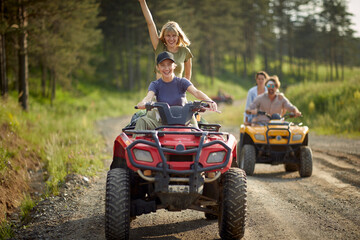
[[256, 110, 302, 120], [134, 101, 213, 125], [135, 101, 211, 110]]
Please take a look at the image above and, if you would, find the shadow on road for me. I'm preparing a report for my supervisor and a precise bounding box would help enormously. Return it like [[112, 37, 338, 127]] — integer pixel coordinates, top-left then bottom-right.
[[249, 171, 301, 182], [130, 218, 218, 240]]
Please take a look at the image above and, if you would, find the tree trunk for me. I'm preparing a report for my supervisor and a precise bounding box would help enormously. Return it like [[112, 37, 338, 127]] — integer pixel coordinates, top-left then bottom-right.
[[289, 46, 293, 73], [233, 53, 237, 75], [146, 52, 153, 86], [126, 27, 134, 90], [334, 49, 339, 80], [263, 46, 268, 73], [0, 0, 6, 98], [119, 47, 126, 89], [50, 69, 56, 105], [0, 33, 7, 98], [135, 31, 141, 90], [127, 50, 134, 90], [41, 62, 47, 97], [341, 43, 344, 81], [18, 0, 29, 111], [296, 57, 301, 81], [278, 43, 283, 79], [209, 49, 215, 86], [135, 52, 140, 90], [329, 47, 334, 81], [242, 53, 247, 78]]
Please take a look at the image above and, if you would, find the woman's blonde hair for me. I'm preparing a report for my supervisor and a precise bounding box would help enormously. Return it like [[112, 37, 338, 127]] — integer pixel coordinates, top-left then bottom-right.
[[265, 75, 281, 88], [159, 21, 191, 47]]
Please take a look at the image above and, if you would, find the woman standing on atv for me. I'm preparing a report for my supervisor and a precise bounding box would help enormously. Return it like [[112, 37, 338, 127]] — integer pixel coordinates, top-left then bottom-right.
[[135, 51, 216, 130], [138, 0, 193, 80], [244, 71, 269, 125], [246, 75, 301, 124]]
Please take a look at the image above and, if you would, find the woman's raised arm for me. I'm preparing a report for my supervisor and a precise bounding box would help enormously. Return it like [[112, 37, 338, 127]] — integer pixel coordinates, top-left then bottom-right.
[[138, 0, 159, 50]]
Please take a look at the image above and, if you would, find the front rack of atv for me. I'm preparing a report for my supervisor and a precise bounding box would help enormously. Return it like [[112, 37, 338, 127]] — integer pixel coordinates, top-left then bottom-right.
[[265, 122, 291, 145], [255, 122, 301, 164], [124, 127, 232, 176]]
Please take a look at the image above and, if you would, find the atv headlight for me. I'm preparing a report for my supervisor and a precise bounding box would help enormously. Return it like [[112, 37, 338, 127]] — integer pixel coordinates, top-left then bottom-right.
[[133, 149, 153, 162], [292, 134, 303, 141], [207, 151, 226, 163], [254, 134, 265, 141]]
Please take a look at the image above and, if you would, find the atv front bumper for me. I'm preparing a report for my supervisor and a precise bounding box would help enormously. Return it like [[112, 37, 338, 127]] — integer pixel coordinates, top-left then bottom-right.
[[124, 129, 234, 194]]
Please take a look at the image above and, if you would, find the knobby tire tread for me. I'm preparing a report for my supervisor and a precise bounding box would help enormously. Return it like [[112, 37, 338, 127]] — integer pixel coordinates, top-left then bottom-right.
[[241, 144, 256, 176], [105, 168, 130, 240], [219, 168, 247, 239], [299, 146, 313, 177]]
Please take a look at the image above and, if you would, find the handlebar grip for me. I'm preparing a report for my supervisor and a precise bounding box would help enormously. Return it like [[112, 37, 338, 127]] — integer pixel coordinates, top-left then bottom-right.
[[134, 106, 138, 109], [202, 103, 210, 108]]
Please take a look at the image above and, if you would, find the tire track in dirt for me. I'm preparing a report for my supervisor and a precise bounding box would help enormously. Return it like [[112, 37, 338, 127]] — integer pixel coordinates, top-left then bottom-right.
[[246, 160, 360, 240]]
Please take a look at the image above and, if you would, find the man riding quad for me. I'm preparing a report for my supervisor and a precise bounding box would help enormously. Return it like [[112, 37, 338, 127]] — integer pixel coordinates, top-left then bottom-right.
[[238, 75, 313, 177], [246, 75, 302, 124]]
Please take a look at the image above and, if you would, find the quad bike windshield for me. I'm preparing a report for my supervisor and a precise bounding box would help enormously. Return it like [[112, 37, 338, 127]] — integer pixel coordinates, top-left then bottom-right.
[[251, 110, 298, 126], [142, 101, 209, 125]]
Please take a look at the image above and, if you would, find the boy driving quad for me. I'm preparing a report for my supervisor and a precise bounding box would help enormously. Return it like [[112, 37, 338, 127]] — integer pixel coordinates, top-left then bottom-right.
[[135, 51, 217, 130]]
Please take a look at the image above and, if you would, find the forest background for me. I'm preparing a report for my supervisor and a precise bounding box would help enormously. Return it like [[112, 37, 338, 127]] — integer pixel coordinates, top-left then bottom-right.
[[1, 0, 360, 236]]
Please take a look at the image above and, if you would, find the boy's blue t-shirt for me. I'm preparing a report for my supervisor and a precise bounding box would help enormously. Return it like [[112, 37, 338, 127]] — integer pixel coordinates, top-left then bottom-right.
[[149, 77, 192, 106]]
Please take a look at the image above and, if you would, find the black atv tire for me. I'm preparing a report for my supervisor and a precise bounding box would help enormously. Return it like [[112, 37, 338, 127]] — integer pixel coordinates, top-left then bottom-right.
[[299, 146, 313, 178], [239, 144, 256, 176], [105, 168, 130, 240], [218, 168, 247, 240], [284, 163, 298, 172]]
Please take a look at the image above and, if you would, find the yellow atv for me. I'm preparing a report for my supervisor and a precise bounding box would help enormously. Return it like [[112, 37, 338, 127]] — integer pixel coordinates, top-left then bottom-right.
[[237, 111, 312, 177]]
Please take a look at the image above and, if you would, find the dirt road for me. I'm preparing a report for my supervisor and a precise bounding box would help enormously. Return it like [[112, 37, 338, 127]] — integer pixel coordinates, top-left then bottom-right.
[[12, 115, 360, 240]]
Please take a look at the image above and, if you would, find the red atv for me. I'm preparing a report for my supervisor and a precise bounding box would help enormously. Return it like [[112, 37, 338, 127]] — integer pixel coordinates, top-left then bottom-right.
[[105, 101, 247, 240]]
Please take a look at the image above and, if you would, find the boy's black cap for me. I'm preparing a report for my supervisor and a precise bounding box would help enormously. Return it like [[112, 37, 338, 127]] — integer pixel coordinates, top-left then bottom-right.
[[157, 51, 175, 64]]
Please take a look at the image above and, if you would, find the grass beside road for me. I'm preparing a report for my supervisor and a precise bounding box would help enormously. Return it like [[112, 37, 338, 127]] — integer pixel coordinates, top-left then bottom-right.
[[1, 85, 142, 195], [287, 77, 360, 137]]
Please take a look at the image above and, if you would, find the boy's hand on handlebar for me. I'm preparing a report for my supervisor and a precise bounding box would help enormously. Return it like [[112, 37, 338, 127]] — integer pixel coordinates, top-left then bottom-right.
[[208, 101, 218, 112], [136, 103, 145, 109], [136, 101, 151, 110]]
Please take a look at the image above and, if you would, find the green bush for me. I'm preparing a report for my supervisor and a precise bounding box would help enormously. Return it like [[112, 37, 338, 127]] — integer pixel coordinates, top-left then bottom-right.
[[0, 146, 11, 174], [0, 220, 14, 239], [286, 78, 360, 135], [20, 194, 36, 222]]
